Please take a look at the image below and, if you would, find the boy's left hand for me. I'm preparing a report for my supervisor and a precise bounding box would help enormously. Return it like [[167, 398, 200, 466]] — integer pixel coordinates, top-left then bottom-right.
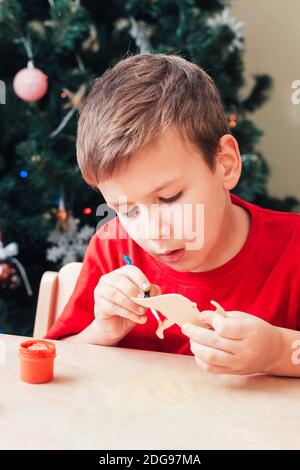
[[181, 309, 283, 375]]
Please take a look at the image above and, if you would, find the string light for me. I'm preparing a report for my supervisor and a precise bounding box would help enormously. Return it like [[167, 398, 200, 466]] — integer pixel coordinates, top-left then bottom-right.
[[229, 113, 237, 128], [19, 170, 29, 178]]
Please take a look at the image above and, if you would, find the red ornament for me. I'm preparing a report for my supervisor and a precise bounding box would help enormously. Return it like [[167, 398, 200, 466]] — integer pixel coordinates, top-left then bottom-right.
[[13, 62, 48, 102], [0, 262, 21, 290], [228, 113, 237, 128], [83, 207, 92, 215]]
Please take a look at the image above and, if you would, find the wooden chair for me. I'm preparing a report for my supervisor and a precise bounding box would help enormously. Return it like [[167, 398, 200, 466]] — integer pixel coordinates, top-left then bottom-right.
[[33, 262, 82, 338]]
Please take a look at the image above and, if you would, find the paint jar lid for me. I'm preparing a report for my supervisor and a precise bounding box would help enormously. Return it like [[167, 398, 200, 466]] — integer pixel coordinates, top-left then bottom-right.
[[19, 339, 56, 359]]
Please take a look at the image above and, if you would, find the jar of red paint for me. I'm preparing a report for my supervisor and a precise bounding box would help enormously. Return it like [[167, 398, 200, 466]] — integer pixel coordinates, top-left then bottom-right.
[[19, 339, 56, 384]]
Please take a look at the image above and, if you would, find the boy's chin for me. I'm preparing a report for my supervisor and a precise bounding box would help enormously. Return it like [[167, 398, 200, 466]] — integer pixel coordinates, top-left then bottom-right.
[[177, 251, 207, 272]]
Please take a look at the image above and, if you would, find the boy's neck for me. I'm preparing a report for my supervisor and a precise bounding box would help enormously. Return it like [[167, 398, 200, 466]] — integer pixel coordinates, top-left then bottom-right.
[[191, 193, 251, 272]]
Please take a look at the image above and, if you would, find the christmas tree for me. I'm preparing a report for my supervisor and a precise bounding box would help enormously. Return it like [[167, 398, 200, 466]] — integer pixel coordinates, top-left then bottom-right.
[[0, 0, 298, 336]]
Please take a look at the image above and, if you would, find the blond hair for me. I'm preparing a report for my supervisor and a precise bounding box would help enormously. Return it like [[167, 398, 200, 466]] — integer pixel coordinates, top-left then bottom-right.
[[76, 53, 230, 187]]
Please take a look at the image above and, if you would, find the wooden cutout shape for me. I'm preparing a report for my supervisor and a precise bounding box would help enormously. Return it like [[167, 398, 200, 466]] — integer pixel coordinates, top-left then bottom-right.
[[130, 293, 226, 339]]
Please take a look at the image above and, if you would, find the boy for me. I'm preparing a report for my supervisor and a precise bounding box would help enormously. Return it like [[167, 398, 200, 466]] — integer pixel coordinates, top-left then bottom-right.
[[45, 53, 300, 377]]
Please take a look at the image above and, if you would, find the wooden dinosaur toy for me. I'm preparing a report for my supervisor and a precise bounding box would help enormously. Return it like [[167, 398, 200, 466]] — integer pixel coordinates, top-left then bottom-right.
[[130, 293, 226, 339]]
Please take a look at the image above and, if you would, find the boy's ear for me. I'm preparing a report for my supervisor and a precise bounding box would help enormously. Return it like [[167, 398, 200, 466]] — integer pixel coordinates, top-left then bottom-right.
[[216, 134, 242, 191]]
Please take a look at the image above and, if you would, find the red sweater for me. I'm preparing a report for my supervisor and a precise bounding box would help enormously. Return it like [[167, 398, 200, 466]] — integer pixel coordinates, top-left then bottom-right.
[[45, 193, 300, 355]]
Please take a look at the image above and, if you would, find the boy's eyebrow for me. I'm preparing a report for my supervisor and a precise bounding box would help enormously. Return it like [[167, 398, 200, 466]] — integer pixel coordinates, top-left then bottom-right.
[[108, 178, 179, 208]]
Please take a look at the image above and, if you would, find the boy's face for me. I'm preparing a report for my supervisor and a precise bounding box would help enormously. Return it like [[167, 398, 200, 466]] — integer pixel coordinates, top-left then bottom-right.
[[99, 125, 240, 272]]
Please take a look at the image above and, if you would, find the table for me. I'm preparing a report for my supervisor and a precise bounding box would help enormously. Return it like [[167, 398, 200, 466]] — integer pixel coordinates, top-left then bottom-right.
[[1, 334, 300, 450]]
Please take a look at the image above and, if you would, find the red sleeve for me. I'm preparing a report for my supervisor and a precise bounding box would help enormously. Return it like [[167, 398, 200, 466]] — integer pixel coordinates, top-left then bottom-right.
[[44, 232, 104, 340]]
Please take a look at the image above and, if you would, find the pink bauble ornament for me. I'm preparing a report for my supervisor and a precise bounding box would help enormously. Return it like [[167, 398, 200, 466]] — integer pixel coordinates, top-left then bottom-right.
[[13, 63, 48, 102]]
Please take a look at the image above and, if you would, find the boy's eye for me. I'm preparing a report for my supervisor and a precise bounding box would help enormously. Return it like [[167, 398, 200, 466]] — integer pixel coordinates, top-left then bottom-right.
[[158, 191, 183, 204], [123, 206, 140, 218], [122, 191, 183, 218]]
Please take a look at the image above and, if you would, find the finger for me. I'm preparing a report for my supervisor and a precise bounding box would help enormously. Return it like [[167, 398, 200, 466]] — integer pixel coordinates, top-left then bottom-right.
[[193, 355, 233, 374], [198, 311, 230, 334], [116, 265, 152, 292], [96, 282, 147, 319], [210, 300, 227, 317], [190, 340, 235, 368], [213, 316, 251, 339], [95, 296, 148, 325], [181, 323, 238, 354], [100, 273, 147, 315], [225, 310, 253, 320], [199, 311, 249, 339], [148, 284, 162, 297]]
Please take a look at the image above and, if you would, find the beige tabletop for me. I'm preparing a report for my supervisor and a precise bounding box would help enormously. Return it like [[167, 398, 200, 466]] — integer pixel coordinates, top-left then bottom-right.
[[1, 333, 300, 450]]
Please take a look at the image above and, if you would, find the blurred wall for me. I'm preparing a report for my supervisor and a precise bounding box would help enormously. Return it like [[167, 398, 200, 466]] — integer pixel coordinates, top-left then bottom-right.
[[231, 0, 300, 199]]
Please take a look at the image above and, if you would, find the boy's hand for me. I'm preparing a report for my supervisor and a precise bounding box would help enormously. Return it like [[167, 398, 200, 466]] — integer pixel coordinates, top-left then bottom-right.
[[181, 309, 283, 375], [93, 265, 161, 344]]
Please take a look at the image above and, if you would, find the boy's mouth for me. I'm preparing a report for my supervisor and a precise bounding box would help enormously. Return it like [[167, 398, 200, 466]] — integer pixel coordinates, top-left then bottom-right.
[[155, 248, 185, 263]]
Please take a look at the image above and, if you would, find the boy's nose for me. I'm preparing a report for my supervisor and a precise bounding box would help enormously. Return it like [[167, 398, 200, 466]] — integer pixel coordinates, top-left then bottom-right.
[[148, 228, 173, 243], [139, 206, 174, 241]]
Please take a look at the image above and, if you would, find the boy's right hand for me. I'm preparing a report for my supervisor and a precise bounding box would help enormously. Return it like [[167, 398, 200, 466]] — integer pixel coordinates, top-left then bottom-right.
[[93, 265, 161, 344]]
